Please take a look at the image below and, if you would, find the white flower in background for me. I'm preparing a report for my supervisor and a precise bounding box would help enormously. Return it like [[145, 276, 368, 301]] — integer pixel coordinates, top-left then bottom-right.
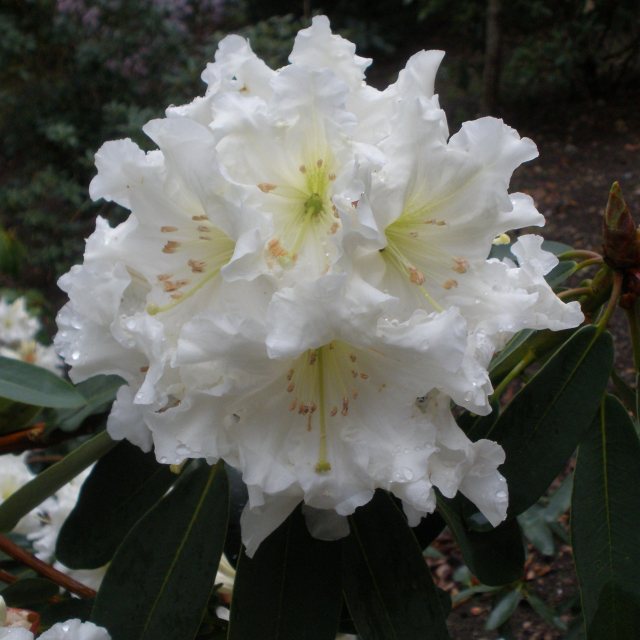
[[0, 297, 62, 375], [0, 455, 105, 590], [0, 615, 110, 640], [0, 298, 39, 344], [27, 468, 107, 591], [55, 16, 583, 554]]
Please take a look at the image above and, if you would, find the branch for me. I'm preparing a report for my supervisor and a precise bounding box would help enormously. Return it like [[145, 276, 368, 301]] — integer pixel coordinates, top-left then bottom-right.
[[0, 535, 96, 599]]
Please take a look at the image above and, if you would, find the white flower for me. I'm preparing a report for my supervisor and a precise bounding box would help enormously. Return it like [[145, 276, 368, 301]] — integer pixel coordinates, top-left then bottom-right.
[[37, 620, 110, 640], [0, 298, 39, 344], [0, 454, 44, 537], [55, 15, 583, 555]]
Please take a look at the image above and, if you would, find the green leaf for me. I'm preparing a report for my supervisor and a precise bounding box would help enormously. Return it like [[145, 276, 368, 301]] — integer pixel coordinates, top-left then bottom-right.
[[56, 441, 177, 569], [0, 577, 58, 607], [0, 398, 41, 435], [0, 356, 86, 408], [342, 491, 450, 640], [228, 506, 342, 640], [92, 462, 229, 640], [0, 430, 116, 532], [525, 591, 567, 631], [53, 374, 123, 432], [437, 495, 525, 586], [572, 395, 640, 636], [485, 589, 522, 630], [546, 260, 577, 288], [587, 582, 640, 639], [487, 325, 613, 516], [517, 506, 555, 556]]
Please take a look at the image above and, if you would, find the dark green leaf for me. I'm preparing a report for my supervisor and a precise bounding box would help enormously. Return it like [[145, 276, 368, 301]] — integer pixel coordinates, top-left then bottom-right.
[[39, 598, 93, 627], [586, 582, 640, 639], [56, 441, 177, 569], [92, 462, 229, 640], [1, 577, 58, 607], [342, 491, 450, 640], [0, 398, 41, 435], [0, 430, 116, 532], [0, 356, 85, 408], [228, 506, 342, 640], [54, 375, 123, 432], [488, 325, 613, 516], [572, 395, 640, 635], [437, 494, 524, 586], [485, 589, 521, 630]]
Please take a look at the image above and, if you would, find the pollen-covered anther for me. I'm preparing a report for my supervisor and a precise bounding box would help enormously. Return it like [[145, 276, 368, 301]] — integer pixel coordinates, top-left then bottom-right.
[[287, 381, 295, 393], [163, 279, 190, 292], [197, 225, 211, 233], [192, 215, 207, 221], [160, 226, 178, 233], [351, 369, 358, 378], [187, 259, 206, 273], [453, 257, 469, 274], [328, 173, 336, 181], [299, 164, 307, 173], [341, 397, 349, 416], [286, 368, 294, 381], [409, 231, 419, 238], [332, 205, 338, 217], [157, 274, 171, 281], [308, 350, 318, 365], [140, 365, 149, 373], [162, 240, 180, 254], [329, 222, 339, 234], [443, 279, 458, 289], [408, 266, 426, 285], [258, 182, 277, 193], [330, 406, 338, 417], [267, 238, 288, 258], [349, 353, 356, 363], [359, 372, 369, 380], [316, 159, 323, 168], [351, 200, 359, 208], [289, 399, 297, 412], [170, 292, 184, 300]]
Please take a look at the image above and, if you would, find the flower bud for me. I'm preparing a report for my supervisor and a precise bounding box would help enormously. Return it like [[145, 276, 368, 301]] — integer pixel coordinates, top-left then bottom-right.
[[603, 181, 640, 269]]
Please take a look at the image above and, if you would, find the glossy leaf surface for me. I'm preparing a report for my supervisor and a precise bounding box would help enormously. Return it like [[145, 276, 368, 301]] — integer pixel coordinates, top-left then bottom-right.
[[0, 356, 85, 408], [572, 395, 640, 637], [228, 506, 342, 640], [56, 440, 177, 568], [92, 462, 229, 640], [342, 491, 449, 640]]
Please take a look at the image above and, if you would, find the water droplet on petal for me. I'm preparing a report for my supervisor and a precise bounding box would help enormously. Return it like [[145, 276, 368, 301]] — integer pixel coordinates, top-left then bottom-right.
[[70, 350, 80, 361], [495, 490, 507, 500], [401, 467, 414, 481], [159, 456, 168, 464]]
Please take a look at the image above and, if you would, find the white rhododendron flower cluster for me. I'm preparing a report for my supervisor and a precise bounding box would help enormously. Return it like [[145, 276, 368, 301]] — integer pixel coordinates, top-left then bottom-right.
[[55, 17, 583, 554], [0, 298, 62, 375]]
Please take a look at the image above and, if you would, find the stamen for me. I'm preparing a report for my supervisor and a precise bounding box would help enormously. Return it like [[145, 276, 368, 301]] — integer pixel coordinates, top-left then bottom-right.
[[453, 257, 469, 274], [443, 279, 458, 289], [160, 226, 178, 233], [258, 182, 277, 193], [299, 164, 307, 173], [162, 240, 180, 254], [187, 259, 206, 273], [408, 266, 426, 285], [192, 215, 207, 221]]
